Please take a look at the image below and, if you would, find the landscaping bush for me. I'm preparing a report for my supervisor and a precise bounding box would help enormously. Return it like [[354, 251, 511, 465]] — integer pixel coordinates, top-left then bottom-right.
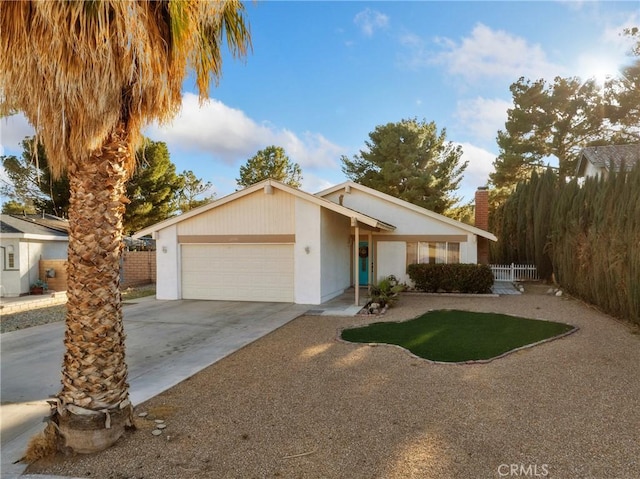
[[369, 275, 404, 307], [407, 263, 494, 294]]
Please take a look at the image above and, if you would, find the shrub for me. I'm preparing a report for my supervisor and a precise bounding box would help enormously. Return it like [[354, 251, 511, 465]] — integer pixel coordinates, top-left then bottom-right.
[[407, 264, 493, 294], [369, 275, 405, 307]]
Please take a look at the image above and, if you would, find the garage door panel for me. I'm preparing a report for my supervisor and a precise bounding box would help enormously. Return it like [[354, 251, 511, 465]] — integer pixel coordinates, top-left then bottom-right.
[[181, 244, 293, 302]]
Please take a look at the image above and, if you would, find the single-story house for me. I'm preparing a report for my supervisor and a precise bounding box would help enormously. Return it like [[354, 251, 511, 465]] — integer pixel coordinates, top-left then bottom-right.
[[0, 213, 69, 297], [133, 179, 497, 305], [576, 144, 640, 178]]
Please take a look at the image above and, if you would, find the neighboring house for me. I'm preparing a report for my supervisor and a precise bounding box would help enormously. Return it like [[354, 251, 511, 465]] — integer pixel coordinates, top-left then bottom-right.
[[576, 144, 640, 178], [0, 214, 69, 297], [134, 179, 496, 305]]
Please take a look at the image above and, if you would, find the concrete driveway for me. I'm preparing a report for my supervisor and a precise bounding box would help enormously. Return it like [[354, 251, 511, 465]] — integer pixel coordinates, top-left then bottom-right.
[[0, 298, 310, 477]]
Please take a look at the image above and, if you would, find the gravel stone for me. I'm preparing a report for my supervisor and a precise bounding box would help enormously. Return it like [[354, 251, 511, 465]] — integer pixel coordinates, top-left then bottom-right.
[[0, 305, 66, 333], [24, 285, 640, 479]]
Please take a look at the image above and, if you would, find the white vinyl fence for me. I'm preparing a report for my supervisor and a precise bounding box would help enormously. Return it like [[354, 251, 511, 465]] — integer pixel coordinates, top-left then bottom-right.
[[490, 263, 539, 282]]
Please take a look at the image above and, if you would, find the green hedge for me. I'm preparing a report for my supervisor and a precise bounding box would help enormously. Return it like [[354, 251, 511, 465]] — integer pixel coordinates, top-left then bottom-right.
[[407, 263, 494, 294], [490, 162, 640, 325]]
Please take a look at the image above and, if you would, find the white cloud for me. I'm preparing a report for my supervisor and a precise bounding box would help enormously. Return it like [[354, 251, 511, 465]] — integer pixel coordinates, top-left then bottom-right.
[[301, 172, 337, 194], [273, 130, 342, 170], [0, 113, 35, 156], [354, 8, 389, 37], [146, 94, 272, 164], [434, 23, 565, 81], [456, 142, 497, 202], [455, 97, 511, 144], [570, 13, 639, 81], [146, 93, 343, 170]]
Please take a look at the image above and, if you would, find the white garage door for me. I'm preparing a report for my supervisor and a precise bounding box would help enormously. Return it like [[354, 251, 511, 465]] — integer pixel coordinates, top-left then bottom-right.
[[181, 244, 294, 302]]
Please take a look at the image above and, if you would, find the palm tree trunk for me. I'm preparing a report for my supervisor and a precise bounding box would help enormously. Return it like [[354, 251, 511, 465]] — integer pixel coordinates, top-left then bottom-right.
[[51, 124, 134, 453]]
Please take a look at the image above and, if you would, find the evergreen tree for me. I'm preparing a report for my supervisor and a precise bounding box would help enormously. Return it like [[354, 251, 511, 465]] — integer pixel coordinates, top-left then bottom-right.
[[124, 140, 184, 234], [177, 170, 215, 212], [237, 145, 302, 188], [341, 118, 467, 214], [2, 136, 186, 230], [1, 137, 69, 216], [604, 59, 640, 141], [491, 76, 609, 194], [1, 199, 34, 214]]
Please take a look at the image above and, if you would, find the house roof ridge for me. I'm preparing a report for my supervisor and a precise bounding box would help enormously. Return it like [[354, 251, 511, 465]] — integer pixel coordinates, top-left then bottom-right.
[[0, 213, 69, 236], [133, 178, 396, 238], [315, 181, 497, 241]]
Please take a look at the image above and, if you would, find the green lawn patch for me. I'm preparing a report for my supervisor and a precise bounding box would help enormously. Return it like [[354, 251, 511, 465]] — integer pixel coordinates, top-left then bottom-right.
[[341, 310, 575, 363]]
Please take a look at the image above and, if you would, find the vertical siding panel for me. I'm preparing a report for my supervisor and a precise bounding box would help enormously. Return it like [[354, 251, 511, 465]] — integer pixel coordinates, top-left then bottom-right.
[[177, 189, 294, 236]]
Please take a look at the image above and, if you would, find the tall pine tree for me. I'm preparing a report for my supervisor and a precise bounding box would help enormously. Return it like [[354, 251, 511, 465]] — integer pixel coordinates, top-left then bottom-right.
[[341, 118, 467, 214]]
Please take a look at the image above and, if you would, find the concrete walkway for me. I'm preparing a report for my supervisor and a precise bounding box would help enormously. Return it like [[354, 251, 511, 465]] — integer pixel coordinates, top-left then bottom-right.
[[1, 296, 327, 478], [491, 281, 522, 295]]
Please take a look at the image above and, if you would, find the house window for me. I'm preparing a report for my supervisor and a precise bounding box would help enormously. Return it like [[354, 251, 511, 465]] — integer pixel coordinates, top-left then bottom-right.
[[406, 241, 461, 266], [8, 252, 15, 269]]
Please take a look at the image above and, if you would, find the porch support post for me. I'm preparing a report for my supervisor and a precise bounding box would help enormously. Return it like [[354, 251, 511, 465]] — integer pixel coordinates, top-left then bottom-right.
[[353, 220, 360, 306], [368, 231, 373, 294]]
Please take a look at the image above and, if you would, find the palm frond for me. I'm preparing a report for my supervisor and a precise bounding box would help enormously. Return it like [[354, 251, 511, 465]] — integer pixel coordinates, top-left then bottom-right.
[[0, 0, 251, 177]]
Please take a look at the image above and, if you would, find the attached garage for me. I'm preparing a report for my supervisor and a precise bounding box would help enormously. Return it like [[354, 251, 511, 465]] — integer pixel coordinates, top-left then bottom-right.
[[181, 243, 294, 302]]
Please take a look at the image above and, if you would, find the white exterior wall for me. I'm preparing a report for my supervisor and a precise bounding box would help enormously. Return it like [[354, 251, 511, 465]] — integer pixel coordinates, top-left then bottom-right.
[[585, 163, 606, 178], [294, 198, 322, 304], [326, 189, 468, 235], [20, 241, 45, 294], [320, 209, 351, 302], [1, 236, 68, 297], [1, 238, 22, 297], [462, 234, 477, 263], [177, 189, 294, 236], [155, 225, 180, 300], [376, 241, 407, 283]]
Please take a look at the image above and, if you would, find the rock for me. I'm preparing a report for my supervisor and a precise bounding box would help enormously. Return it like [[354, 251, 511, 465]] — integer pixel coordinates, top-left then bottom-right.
[[156, 423, 167, 429], [546, 288, 555, 295], [152, 429, 163, 436], [137, 412, 148, 417], [370, 303, 380, 310], [555, 290, 563, 297], [154, 419, 165, 424]]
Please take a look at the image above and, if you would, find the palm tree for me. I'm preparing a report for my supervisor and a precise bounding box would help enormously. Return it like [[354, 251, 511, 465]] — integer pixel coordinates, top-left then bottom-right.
[[0, 1, 250, 454]]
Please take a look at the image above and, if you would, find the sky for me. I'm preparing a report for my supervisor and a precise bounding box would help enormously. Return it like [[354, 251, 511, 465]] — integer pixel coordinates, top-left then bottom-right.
[[1, 0, 638, 206]]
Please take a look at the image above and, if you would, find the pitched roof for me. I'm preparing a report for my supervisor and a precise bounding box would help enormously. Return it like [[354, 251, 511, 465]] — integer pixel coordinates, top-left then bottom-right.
[[0, 214, 69, 238], [133, 179, 395, 238], [316, 181, 498, 242], [576, 144, 640, 176]]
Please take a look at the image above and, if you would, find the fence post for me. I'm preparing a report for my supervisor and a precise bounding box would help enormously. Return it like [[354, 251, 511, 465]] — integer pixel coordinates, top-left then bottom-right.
[[510, 263, 514, 282]]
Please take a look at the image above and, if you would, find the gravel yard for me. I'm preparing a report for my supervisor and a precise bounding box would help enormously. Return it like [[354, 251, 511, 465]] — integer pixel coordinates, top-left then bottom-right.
[[0, 285, 155, 333], [0, 305, 66, 333], [23, 285, 640, 479]]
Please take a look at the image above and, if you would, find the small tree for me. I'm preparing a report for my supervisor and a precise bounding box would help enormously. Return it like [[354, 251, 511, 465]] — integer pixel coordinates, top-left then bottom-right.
[[237, 145, 302, 188], [178, 170, 215, 212], [1, 199, 35, 214]]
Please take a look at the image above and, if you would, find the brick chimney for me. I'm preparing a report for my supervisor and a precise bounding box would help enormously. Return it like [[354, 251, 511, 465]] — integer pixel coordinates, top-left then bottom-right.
[[475, 187, 490, 264]]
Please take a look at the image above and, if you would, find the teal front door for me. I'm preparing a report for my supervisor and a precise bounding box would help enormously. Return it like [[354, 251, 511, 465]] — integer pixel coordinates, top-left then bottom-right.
[[358, 241, 369, 286]]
